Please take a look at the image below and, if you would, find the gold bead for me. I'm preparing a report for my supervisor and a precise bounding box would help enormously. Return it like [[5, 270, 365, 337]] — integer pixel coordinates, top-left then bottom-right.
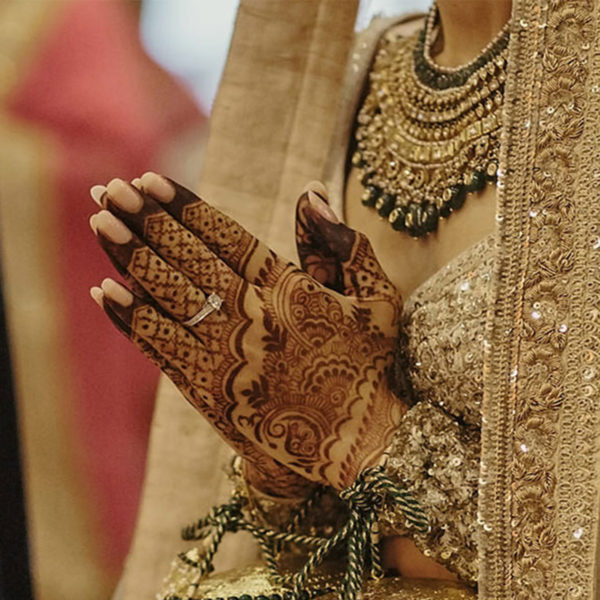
[[486, 161, 498, 177]]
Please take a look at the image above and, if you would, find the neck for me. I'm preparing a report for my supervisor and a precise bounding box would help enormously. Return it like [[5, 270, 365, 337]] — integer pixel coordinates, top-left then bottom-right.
[[433, 0, 512, 68]]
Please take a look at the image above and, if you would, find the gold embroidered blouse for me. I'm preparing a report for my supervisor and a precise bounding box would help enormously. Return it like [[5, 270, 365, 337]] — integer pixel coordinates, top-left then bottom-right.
[[382, 232, 496, 587]]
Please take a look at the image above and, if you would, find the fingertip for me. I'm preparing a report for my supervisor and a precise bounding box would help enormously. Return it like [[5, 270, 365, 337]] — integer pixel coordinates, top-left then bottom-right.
[[94, 210, 133, 244], [308, 190, 339, 224], [105, 179, 123, 200], [89, 213, 98, 234], [90, 185, 107, 207], [107, 176, 123, 186], [100, 278, 134, 307], [105, 178, 143, 213], [302, 180, 329, 202], [90, 286, 104, 307], [141, 171, 175, 202]]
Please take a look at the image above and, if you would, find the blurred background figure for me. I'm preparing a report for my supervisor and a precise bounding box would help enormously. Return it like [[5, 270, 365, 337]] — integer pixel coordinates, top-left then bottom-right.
[[0, 1, 203, 599], [0, 1, 427, 599]]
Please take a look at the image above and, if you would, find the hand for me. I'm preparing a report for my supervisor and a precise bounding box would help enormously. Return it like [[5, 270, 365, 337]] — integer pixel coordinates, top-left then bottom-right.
[[90, 174, 403, 489], [90, 177, 313, 499]]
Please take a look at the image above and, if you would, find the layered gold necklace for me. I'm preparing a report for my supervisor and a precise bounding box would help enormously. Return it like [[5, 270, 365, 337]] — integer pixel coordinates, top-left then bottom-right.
[[352, 4, 510, 237]]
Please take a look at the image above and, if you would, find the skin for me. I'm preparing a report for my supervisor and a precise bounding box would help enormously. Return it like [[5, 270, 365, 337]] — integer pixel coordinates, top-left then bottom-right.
[[89, 0, 513, 584]]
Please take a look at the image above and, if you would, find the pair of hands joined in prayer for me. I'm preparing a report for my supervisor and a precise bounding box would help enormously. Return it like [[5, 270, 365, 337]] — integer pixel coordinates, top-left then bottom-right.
[[89, 173, 403, 496]]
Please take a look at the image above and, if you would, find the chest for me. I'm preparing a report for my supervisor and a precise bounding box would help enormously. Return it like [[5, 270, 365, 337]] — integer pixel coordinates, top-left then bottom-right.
[[344, 165, 498, 302]]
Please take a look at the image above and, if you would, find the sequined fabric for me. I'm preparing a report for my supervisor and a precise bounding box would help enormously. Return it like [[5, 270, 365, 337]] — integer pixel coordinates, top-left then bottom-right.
[[400, 233, 495, 427], [169, 563, 475, 600], [381, 232, 496, 587]]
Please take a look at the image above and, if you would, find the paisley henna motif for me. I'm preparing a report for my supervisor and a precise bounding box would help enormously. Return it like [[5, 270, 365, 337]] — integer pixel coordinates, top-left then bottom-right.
[[96, 178, 403, 490]]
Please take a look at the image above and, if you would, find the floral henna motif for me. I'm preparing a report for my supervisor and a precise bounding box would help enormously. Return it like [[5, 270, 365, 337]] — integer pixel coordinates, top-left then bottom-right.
[[104, 287, 312, 498], [100, 195, 314, 497], [233, 265, 402, 488], [97, 178, 403, 491]]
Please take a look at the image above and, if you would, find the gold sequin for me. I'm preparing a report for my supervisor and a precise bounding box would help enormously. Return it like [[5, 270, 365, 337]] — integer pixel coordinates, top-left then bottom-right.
[[382, 232, 496, 587]]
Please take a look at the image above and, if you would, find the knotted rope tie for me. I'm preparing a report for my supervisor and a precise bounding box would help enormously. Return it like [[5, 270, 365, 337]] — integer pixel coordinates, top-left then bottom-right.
[[181, 492, 326, 582], [180, 466, 429, 600], [291, 466, 429, 600]]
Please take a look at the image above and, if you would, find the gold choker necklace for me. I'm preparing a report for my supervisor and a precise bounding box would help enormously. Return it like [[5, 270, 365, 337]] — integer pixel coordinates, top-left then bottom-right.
[[352, 4, 510, 237]]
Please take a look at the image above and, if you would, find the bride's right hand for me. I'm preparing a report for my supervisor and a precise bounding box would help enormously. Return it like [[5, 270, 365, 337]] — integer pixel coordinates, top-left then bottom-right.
[[90, 174, 402, 492]]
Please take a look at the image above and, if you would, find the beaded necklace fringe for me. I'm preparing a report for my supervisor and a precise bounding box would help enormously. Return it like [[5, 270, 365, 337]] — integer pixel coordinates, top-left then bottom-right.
[[352, 2, 510, 238]]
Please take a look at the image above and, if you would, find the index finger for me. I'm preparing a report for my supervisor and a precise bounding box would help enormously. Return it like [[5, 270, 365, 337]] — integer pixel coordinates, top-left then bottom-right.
[[140, 172, 286, 286]]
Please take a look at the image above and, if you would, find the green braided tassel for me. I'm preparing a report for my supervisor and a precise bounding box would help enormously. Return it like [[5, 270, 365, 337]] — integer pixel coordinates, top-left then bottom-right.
[[174, 466, 429, 600]]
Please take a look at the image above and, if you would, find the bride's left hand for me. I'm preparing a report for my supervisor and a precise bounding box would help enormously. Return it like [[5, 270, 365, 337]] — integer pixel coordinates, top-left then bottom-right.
[[89, 173, 403, 489]]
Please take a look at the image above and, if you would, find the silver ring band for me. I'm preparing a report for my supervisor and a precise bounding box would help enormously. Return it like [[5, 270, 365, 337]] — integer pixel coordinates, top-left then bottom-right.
[[183, 293, 223, 327]]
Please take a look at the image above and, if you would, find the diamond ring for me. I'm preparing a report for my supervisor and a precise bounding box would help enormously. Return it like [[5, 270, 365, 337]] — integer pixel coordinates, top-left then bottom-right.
[[182, 293, 223, 327]]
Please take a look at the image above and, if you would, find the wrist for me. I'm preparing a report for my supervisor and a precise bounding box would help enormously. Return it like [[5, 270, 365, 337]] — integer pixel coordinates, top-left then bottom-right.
[[231, 456, 346, 535], [241, 458, 318, 501]]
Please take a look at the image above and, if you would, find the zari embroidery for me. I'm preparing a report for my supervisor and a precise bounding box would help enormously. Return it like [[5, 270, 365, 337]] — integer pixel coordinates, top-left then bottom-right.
[[381, 232, 495, 587], [480, 1, 600, 599]]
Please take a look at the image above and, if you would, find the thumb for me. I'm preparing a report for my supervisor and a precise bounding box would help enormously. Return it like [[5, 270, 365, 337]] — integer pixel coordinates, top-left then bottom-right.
[[295, 181, 344, 292], [295, 183, 396, 299]]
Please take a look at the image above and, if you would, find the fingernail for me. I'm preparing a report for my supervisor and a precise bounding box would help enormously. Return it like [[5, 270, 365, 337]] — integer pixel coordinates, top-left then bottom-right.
[[90, 185, 107, 207], [101, 278, 134, 307], [106, 178, 143, 212], [140, 172, 175, 202], [94, 210, 132, 244], [302, 180, 329, 201], [308, 190, 339, 223], [89, 214, 98, 234], [90, 286, 104, 307], [131, 178, 143, 190]]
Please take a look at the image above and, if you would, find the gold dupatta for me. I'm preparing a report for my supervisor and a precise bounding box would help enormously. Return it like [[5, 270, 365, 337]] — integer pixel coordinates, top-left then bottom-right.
[[480, 0, 600, 598], [123, 1, 600, 598]]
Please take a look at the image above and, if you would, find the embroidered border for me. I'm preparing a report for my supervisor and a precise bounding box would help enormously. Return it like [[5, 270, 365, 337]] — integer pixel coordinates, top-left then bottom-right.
[[480, 1, 600, 598], [478, 0, 545, 596], [552, 1, 600, 598]]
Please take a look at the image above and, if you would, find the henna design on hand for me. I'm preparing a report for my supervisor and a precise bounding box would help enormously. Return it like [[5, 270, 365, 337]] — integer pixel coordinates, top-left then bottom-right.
[[99, 185, 315, 497], [233, 256, 402, 487], [94, 177, 404, 491], [295, 192, 397, 301]]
